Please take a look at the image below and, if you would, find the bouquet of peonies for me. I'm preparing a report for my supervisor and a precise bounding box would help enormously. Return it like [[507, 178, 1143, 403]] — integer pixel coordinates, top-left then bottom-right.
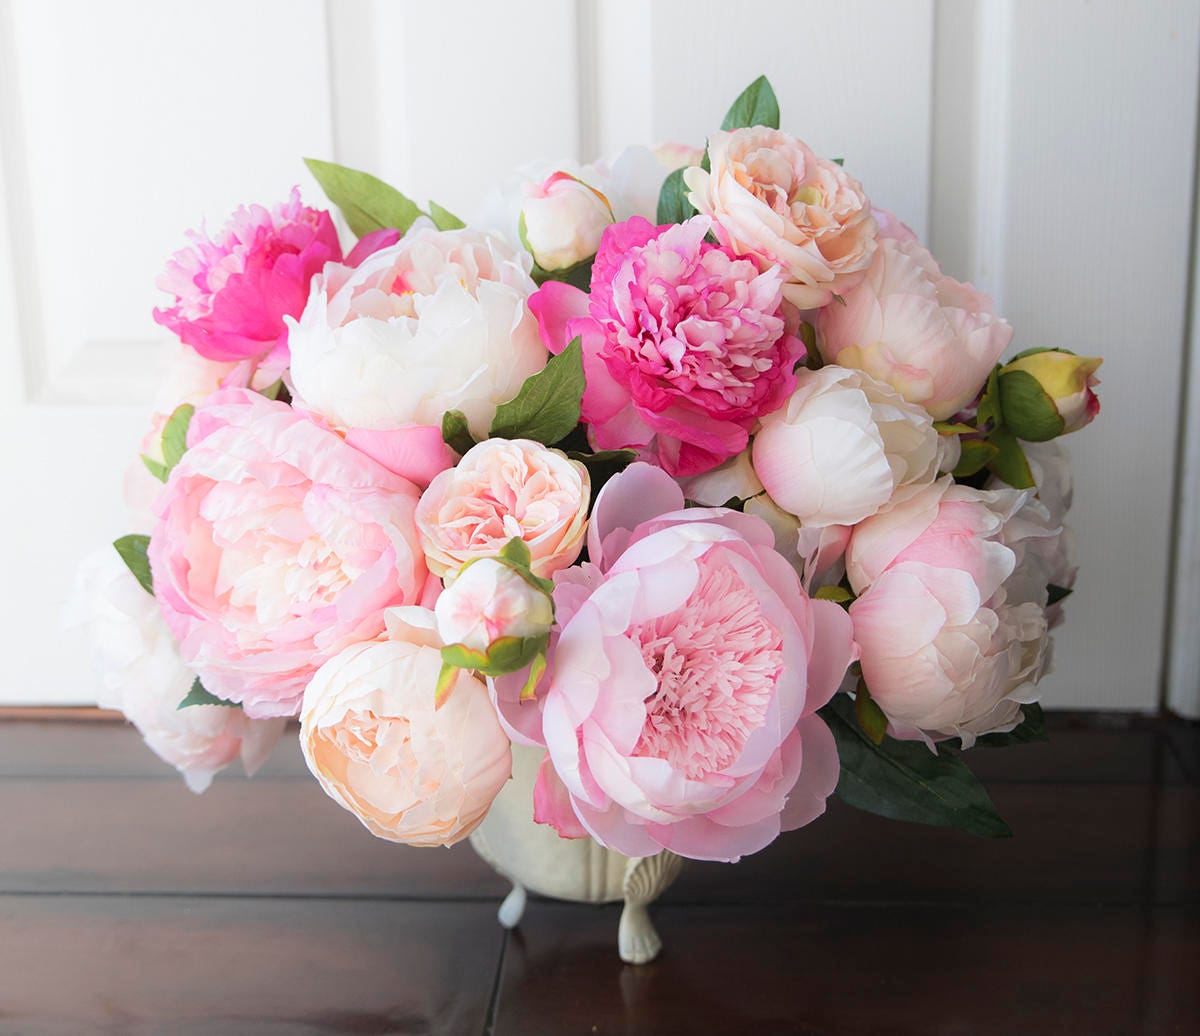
[[75, 77, 1101, 861]]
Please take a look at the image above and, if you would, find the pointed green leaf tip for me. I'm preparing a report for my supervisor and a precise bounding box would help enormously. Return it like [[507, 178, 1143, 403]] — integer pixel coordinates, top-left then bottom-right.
[[720, 75, 780, 131], [178, 678, 238, 709], [161, 403, 194, 472], [113, 534, 153, 596], [304, 158, 425, 238], [428, 201, 466, 231], [488, 337, 585, 445], [441, 409, 477, 457], [656, 167, 697, 225], [820, 694, 1013, 838]]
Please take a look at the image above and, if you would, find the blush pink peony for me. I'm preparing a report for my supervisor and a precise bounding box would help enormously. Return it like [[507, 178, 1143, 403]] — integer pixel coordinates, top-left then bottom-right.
[[148, 389, 433, 718], [846, 477, 1061, 745], [494, 463, 855, 862], [530, 216, 803, 477], [818, 236, 1012, 421], [154, 187, 353, 367], [684, 127, 878, 310], [300, 607, 512, 847], [416, 438, 589, 580]]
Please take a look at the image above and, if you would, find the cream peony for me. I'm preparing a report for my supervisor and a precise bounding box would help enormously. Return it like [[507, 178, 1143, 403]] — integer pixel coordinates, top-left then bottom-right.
[[300, 608, 512, 847], [818, 236, 1012, 420], [68, 549, 284, 792], [416, 438, 589, 580], [752, 366, 958, 528], [287, 224, 548, 440], [685, 127, 877, 309]]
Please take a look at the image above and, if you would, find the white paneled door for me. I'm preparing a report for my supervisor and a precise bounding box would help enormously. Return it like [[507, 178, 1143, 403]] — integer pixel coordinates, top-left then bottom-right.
[[0, 0, 1196, 712]]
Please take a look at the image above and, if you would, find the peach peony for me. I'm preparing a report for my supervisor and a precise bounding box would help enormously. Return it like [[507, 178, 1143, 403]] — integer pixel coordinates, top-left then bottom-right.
[[300, 608, 512, 847], [416, 438, 589, 580], [685, 127, 877, 310]]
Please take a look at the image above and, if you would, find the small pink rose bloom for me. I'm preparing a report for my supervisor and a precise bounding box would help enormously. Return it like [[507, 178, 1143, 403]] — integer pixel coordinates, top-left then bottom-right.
[[301, 607, 512, 847], [68, 549, 284, 792], [149, 389, 433, 719], [846, 477, 1061, 746], [434, 558, 554, 654], [685, 127, 878, 310], [416, 438, 589, 580], [494, 463, 855, 862], [818, 236, 1013, 421], [530, 216, 803, 477], [154, 188, 347, 367]]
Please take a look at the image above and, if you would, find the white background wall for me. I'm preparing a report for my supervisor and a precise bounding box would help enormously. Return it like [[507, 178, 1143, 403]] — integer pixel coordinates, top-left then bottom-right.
[[0, 0, 1197, 714]]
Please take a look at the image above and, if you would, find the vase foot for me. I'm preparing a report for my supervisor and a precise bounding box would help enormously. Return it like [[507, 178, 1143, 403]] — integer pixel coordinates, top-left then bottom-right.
[[497, 882, 527, 930], [617, 902, 661, 965]]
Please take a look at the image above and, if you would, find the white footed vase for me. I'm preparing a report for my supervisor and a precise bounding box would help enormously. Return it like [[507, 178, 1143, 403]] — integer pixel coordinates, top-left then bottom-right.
[[469, 743, 683, 964]]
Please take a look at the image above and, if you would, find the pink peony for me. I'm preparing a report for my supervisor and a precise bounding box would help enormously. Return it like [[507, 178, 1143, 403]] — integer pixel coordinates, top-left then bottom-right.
[[415, 438, 589, 580], [684, 128, 877, 310], [846, 478, 1060, 745], [154, 188, 353, 367], [494, 463, 855, 862], [149, 389, 433, 718], [818, 236, 1012, 421], [530, 216, 803, 477]]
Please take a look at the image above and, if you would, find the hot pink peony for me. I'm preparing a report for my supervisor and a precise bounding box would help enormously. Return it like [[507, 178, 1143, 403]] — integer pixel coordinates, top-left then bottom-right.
[[149, 388, 433, 718], [154, 188, 398, 368], [530, 216, 803, 477], [494, 463, 855, 862]]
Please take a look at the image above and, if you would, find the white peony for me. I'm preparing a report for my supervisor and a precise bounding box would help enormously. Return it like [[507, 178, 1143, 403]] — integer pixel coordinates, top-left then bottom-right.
[[287, 223, 548, 439], [67, 549, 284, 791], [752, 366, 958, 529]]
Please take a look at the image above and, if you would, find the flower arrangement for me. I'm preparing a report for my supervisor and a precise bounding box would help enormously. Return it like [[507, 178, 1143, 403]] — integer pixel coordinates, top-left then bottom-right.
[[76, 77, 1101, 867]]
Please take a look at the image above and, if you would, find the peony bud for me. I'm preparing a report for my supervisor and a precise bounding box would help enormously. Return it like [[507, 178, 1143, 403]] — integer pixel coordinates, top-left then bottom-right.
[[999, 349, 1102, 440], [519, 171, 614, 271], [433, 542, 555, 705]]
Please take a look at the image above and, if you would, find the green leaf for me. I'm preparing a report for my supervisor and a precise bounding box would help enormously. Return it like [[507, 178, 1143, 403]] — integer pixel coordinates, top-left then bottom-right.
[[720, 75, 780, 131], [972, 703, 1049, 748], [113, 535, 153, 596], [997, 368, 1065, 442], [831, 157, 845, 167], [987, 426, 1035, 489], [489, 337, 585, 445], [441, 643, 490, 671], [565, 448, 636, 466], [854, 683, 888, 745], [533, 256, 594, 291], [304, 158, 425, 238], [975, 366, 1003, 431], [821, 694, 1013, 838], [141, 455, 170, 483], [814, 585, 853, 603], [498, 537, 533, 569], [260, 379, 285, 401], [953, 439, 1000, 478], [656, 167, 697, 225], [428, 201, 466, 231], [178, 677, 238, 710], [934, 421, 976, 436], [1047, 584, 1074, 606], [160, 403, 194, 473], [441, 409, 477, 457]]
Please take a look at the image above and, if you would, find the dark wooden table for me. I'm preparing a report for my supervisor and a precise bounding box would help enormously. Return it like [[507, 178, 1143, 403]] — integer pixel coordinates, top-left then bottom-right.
[[0, 713, 1196, 1035]]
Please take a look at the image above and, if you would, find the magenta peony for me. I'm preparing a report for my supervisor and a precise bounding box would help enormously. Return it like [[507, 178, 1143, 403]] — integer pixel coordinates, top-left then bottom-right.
[[530, 216, 803, 477], [493, 463, 855, 862], [148, 389, 434, 718], [153, 187, 355, 367]]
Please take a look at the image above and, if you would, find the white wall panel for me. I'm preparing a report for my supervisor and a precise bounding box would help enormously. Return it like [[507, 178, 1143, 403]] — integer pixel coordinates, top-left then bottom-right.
[[593, 0, 935, 239], [933, 0, 1200, 711], [0, 0, 336, 704]]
